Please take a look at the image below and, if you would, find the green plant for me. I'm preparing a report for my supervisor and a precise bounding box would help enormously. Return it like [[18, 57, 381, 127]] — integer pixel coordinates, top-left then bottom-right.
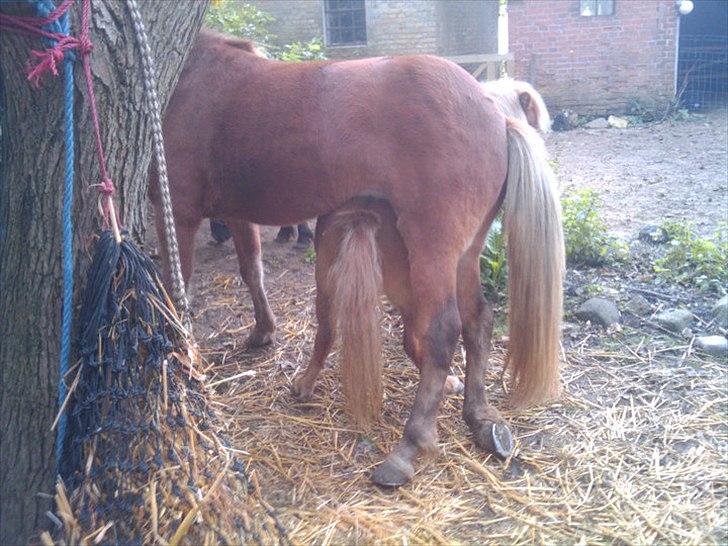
[[304, 246, 316, 264], [205, 1, 326, 62], [480, 216, 508, 299], [561, 189, 628, 266], [654, 221, 727, 290], [277, 37, 326, 62], [205, 0, 275, 43], [548, 158, 561, 174]]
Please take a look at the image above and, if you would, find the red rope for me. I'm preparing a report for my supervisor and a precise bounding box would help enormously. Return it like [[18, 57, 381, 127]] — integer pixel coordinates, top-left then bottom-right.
[[0, 0, 118, 224]]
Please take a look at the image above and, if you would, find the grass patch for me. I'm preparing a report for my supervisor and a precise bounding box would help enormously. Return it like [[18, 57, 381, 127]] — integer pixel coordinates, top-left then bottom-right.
[[654, 221, 727, 291]]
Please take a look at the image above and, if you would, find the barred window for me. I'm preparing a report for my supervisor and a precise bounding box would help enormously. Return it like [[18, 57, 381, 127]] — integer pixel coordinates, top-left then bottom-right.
[[324, 0, 367, 46], [580, 0, 615, 16]]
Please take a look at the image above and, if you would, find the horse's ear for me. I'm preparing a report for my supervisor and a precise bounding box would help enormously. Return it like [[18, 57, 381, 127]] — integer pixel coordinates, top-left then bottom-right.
[[519, 91, 541, 131], [518, 91, 531, 111]]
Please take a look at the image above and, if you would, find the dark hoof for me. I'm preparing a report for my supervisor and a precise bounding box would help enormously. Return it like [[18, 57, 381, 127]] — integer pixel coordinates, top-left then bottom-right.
[[290, 377, 313, 401], [371, 455, 415, 487], [244, 329, 275, 349], [473, 421, 514, 459]]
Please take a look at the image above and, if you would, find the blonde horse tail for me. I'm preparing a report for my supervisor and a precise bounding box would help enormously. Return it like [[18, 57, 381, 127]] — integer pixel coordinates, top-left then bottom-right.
[[328, 211, 383, 425], [503, 117, 565, 407]]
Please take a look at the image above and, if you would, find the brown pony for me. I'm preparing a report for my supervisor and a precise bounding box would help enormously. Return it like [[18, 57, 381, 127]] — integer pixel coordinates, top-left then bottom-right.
[[151, 30, 564, 486]]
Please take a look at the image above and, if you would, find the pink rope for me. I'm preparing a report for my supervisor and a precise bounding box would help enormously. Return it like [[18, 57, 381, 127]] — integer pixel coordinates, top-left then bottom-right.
[[0, 0, 119, 225]]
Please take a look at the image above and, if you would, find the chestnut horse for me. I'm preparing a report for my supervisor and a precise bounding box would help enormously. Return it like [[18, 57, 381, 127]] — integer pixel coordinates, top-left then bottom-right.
[[151, 30, 564, 486], [205, 78, 551, 252]]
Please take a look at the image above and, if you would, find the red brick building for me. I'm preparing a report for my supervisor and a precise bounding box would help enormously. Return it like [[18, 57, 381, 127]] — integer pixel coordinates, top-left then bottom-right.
[[508, 0, 680, 114]]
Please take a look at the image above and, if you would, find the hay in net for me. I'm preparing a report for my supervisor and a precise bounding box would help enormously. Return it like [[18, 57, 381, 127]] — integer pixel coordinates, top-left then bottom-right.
[[46, 231, 287, 545]]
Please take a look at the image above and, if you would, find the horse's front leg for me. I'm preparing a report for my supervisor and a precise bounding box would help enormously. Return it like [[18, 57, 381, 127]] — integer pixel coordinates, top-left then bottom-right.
[[292, 215, 335, 400], [226, 219, 276, 348]]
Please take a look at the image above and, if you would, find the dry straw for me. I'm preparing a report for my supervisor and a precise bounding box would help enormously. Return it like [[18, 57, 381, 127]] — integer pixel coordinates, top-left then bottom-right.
[[194, 265, 726, 545]]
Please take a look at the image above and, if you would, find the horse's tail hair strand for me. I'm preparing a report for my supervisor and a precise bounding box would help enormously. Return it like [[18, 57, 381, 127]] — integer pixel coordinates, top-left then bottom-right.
[[503, 117, 565, 407]]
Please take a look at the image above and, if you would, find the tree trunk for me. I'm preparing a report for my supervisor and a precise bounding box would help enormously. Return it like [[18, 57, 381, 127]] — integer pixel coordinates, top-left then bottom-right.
[[0, 1, 208, 542]]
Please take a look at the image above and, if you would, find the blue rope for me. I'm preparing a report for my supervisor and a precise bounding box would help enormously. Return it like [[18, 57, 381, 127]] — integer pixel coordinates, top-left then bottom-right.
[[30, 0, 75, 470]]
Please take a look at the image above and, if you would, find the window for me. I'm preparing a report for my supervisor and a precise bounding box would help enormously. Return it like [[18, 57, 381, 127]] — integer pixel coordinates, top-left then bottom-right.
[[324, 0, 367, 46], [580, 0, 614, 16]]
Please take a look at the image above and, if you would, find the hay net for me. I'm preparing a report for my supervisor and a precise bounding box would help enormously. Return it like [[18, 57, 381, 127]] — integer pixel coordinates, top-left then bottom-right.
[[54, 231, 287, 545]]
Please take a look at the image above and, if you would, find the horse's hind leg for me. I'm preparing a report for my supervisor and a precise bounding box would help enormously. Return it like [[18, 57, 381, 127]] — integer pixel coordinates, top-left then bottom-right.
[[225, 218, 276, 348], [372, 231, 462, 486], [457, 247, 513, 458], [292, 215, 336, 399]]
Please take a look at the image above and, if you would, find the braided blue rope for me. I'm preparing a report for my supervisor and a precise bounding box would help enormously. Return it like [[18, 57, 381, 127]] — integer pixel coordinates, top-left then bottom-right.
[[30, 0, 75, 470]]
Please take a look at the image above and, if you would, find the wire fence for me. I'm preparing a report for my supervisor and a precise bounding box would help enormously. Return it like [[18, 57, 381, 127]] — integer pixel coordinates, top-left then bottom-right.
[[677, 35, 728, 110]]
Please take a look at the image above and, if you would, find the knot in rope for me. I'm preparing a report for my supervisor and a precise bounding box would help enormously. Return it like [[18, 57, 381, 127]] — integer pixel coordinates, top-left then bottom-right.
[[27, 37, 75, 86], [77, 34, 93, 55], [99, 177, 115, 196]]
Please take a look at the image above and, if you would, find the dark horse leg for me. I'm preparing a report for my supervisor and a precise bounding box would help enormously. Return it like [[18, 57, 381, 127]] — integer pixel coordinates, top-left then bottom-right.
[[275, 225, 296, 243], [291, 215, 335, 399], [225, 218, 276, 348], [294, 222, 314, 249], [209, 218, 232, 243], [457, 242, 513, 457], [276, 223, 314, 249]]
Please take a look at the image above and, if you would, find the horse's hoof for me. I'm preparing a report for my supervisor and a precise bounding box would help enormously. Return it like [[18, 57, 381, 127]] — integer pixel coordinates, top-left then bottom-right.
[[290, 377, 313, 401], [371, 455, 415, 487], [244, 329, 275, 349], [444, 375, 464, 396], [473, 421, 514, 460]]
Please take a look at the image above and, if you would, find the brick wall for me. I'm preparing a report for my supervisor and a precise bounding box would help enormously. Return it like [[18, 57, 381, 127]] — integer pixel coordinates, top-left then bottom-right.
[[248, 0, 499, 60], [508, 0, 678, 114]]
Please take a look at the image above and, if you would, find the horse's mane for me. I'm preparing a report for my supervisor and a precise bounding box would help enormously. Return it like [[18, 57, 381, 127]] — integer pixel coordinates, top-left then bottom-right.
[[481, 78, 551, 133], [198, 28, 259, 55]]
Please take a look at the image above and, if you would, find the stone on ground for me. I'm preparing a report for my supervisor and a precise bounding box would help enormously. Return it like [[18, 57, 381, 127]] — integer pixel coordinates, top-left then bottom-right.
[[712, 295, 728, 328], [655, 308, 693, 333], [585, 117, 609, 129], [638, 225, 669, 244], [626, 294, 652, 316], [608, 115, 629, 128], [575, 297, 621, 327], [694, 335, 728, 358]]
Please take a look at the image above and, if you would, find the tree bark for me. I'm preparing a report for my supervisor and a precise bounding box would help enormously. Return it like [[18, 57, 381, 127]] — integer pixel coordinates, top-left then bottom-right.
[[0, 1, 208, 542]]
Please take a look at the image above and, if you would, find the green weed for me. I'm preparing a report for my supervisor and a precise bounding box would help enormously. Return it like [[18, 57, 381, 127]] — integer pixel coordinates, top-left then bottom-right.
[[561, 189, 628, 266], [654, 221, 727, 291], [480, 216, 507, 300], [304, 246, 316, 264]]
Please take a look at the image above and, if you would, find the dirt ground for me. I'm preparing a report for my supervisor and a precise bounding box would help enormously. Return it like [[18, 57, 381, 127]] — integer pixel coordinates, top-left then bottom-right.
[[157, 111, 727, 544], [550, 109, 728, 238]]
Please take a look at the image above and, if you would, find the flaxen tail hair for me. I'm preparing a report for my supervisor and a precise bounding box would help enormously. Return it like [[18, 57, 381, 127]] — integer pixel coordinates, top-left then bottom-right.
[[328, 211, 383, 425], [503, 117, 565, 407]]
